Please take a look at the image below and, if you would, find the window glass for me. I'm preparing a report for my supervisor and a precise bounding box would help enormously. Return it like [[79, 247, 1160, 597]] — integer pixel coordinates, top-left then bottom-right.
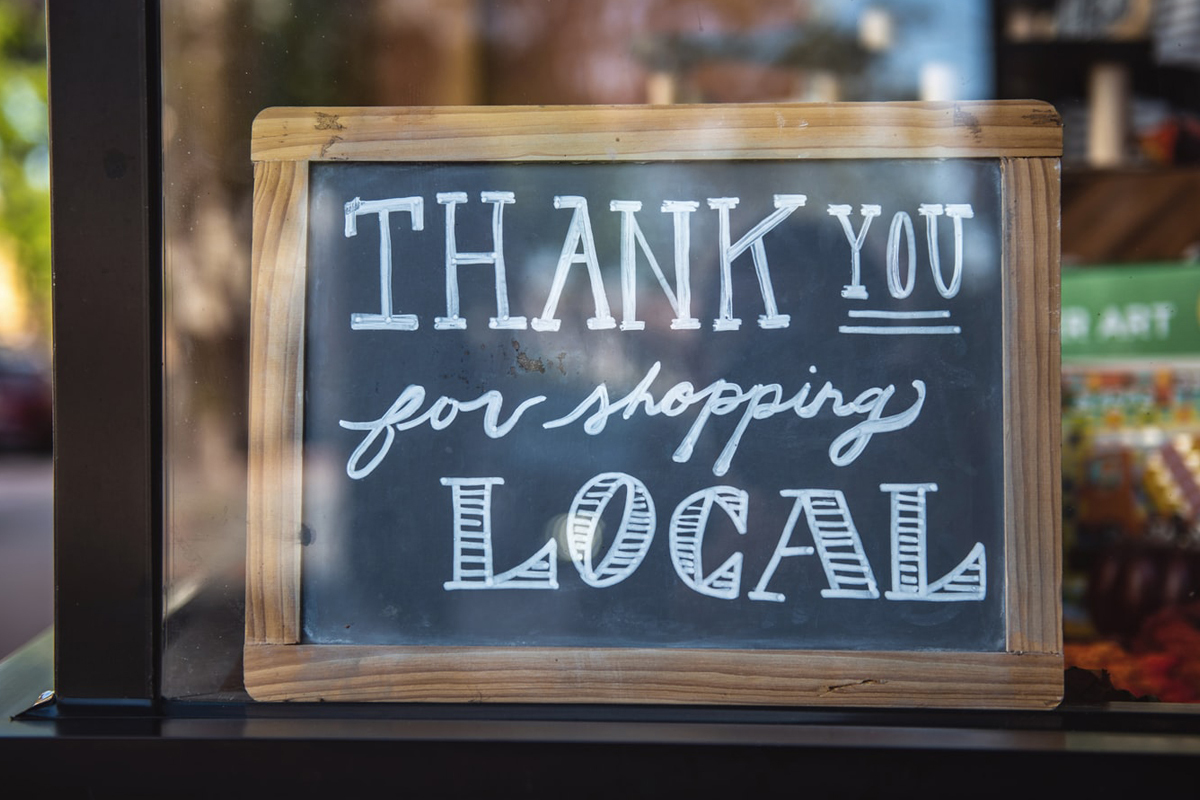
[[164, 0, 1200, 704], [162, 0, 996, 699]]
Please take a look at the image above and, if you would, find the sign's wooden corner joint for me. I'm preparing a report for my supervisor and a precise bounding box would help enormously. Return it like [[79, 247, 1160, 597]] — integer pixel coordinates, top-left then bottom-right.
[[247, 102, 1063, 708]]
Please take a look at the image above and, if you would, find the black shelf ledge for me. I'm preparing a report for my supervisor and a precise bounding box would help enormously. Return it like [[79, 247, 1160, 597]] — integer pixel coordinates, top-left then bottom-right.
[[4, 632, 1200, 799]]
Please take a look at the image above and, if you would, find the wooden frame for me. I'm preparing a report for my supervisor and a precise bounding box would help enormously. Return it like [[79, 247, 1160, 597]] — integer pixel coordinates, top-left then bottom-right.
[[247, 102, 1062, 707]]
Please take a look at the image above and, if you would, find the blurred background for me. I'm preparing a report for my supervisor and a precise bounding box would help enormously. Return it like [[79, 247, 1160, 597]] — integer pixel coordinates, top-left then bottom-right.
[[0, 0, 50, 660], [4, 0, 1200, 702]]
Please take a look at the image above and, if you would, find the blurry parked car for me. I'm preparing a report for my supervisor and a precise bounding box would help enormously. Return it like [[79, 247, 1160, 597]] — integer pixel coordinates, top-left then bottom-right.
[[0, 347, 52, 450]]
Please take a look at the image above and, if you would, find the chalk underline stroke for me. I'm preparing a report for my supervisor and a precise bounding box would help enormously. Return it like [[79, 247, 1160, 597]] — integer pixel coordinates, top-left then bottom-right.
[[840, 308, 961, 335]]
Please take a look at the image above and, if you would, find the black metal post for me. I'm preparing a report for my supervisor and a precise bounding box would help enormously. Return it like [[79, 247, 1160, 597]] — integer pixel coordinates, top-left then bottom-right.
[[47, 0, 162, 704]]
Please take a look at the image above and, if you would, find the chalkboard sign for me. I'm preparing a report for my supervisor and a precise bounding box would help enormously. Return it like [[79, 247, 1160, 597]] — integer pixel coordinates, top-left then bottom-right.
[[247, 104, 1063, 707]]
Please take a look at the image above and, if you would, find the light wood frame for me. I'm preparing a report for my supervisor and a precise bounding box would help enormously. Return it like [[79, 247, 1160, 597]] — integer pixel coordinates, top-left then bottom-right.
[[247, 102, 1063, 707]]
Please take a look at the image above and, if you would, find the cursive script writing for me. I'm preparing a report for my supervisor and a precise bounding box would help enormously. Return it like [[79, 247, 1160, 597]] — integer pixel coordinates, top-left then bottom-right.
[[340, 364, 925, 480]]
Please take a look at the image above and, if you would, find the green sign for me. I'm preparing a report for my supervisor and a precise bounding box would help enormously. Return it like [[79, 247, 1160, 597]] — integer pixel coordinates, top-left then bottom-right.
[[1061, 263, 1200, 359]]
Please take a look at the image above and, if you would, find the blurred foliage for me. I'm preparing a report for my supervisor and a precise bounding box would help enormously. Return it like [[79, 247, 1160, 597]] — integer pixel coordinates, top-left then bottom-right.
[[0, 0, 48, 337]]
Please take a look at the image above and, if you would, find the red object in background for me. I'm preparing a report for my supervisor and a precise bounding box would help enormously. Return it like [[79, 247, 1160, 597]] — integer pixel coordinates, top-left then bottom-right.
[[1140, 115, 1200, 166], [0, 347, 52, 450], [1067, 602, 1200, 702]]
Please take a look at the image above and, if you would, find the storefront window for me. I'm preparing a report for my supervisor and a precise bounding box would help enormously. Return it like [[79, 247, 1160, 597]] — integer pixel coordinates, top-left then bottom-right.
[[160, 0, 1200, 704]]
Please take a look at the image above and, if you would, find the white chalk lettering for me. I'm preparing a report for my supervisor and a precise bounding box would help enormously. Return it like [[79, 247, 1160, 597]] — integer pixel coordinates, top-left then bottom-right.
[[839, 308, 961, 336], [610, 199, 701, 331], [791, 490, 880, 598], [748, 489, 879, 602], [886, 211, 917, 299], [708, 194, 805, 330], [828, 203, 881, 300], [567, 472, 656, 588], [669, 486, 748, 599], [341, 366, 924, 481], [324, 180, 1000, 626], [545, 362, 926, 475], [747, 493, 815, 602], [662, 201, 702, 329], [339, 386, 546, 480], [441, 477, 559, 590], [531, 196, 616, 332], [344, 195, 424, 330], [424, 477, 989, 602], [921, 203, 974, 299], [434, 191, 526, 331], [881, 483, 986, 601], [339, 193, 981, 332]]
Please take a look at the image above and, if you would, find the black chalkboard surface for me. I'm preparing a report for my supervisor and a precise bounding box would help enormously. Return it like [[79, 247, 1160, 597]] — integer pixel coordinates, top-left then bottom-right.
[[300, 159, 1004, 650], [246, 104, 1062, 707]]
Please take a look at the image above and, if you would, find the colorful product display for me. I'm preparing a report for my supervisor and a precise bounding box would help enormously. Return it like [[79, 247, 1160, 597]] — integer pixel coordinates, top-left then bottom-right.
[[1063, 363, 1200, 700], [1060, 261, 1200, 701]]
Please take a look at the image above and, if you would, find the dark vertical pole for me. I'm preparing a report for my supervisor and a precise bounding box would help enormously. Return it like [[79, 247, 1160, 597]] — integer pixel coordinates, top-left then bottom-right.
[[991, 0, 1008, 99], [47, 0, 162, 704]]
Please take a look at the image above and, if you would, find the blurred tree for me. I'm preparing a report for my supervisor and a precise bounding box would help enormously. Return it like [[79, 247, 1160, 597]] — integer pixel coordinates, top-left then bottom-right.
[[0, 0, 48, 341]]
